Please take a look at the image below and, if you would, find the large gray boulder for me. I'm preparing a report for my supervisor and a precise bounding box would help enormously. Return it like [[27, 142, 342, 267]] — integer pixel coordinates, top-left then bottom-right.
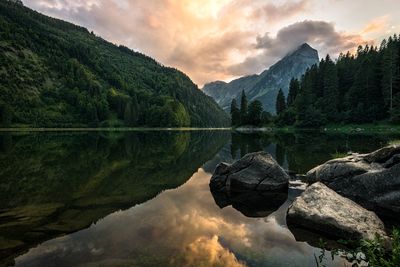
[[210, 151, 289, 193], [306, 145, 400, 217], [287, 182, 388, 241]]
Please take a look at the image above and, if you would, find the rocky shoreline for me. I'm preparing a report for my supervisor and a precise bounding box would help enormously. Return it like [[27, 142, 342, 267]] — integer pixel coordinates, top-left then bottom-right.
[[209, 145, 400, 247]]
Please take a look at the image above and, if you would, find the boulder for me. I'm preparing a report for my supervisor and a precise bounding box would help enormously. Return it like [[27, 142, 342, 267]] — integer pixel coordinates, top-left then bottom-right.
[[305, 145, 400, 217], [210, 151, 289, 193], [287, 182, 388, 242]]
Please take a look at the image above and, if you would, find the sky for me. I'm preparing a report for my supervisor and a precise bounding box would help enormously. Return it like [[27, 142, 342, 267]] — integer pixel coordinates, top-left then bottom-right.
[[23, 0, 400, 87]]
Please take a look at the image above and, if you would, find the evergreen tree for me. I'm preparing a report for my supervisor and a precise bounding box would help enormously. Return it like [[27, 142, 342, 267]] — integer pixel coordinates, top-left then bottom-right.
[[276, 89, 286, 115], [240, 90, 248, 125], [391, 93, 400, 123], [230, 98, 240, 126], [0, 103, 11, 127], [124, 101, 136, 127], [0, 1, 230, 128], [321, 55, 339, 120], [381, 39, 400, 115], [336, 52, 355, 111], [87, 103, 99, 127], [285, 35, 400, 127], [261, 111, 272, 125], [295, 67, 323, 127], [247, 100, 263, 126], [287, 78, 299, 107], [347, 52, 384, 122]]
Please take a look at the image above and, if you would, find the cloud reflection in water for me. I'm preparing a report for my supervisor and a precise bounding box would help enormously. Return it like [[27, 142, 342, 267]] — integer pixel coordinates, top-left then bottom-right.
[[15, 168, 348, 267]]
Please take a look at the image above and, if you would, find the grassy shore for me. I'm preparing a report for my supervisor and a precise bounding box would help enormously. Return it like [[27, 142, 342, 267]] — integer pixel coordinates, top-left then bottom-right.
[[1, 123, 400, 133], [0, 127, 232, 132], [233, 123, 400, 134], [321, 123, 400, 134]]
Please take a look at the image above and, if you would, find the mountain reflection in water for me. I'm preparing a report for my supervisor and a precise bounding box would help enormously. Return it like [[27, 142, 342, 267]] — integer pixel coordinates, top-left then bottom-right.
[[1, 131, 399, 267]]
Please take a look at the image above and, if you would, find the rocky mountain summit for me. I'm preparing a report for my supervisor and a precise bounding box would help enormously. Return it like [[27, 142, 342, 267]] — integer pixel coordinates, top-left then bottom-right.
[[203, 43, 319, 113]]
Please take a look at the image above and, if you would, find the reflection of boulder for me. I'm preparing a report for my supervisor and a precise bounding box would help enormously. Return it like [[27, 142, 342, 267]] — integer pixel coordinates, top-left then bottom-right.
[[211, 190, 288, 218], [287, 226, 348, 250], [306, 145, 400, 217], [287, 183, 388, 243], [210, 152, 289, 193]]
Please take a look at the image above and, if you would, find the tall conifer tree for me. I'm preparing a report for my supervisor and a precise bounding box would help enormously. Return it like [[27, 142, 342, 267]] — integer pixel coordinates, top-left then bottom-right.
[[276, 89, 286, 115], [240, 90, 248, 125]]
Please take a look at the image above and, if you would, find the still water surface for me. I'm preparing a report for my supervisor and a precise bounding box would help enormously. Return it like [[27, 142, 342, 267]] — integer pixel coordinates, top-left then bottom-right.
[[0, 131, 398, 267]]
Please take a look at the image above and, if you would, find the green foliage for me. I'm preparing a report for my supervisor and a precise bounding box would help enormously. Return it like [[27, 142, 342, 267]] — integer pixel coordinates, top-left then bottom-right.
[[330, 151, 348, 159], [296, 106, 326, 127], [247, 100, 263, 126], [287, 78, 299, 107], [277, 35, 400, 128], [276, 107, 296, 126], [0, 130, 228, 263], [353, 229, 400, 267], [232, 92, 268, 127], [261, 111, 272, 125], [391, 93, 400, 123], [230, 98, 240, 126], [0, 1, 229, 127], [240, 90, 248, 124], [276, 89, 286, 115], [0, 102, 12, 127], [316, 228, 400, 267]]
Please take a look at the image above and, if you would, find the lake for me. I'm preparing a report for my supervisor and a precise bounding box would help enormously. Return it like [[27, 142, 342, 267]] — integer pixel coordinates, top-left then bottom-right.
[[0, 130, 398, 267]]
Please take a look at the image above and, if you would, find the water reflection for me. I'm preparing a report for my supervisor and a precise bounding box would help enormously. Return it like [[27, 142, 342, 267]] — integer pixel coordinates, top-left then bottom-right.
[[211, 191, 288, 218], [1, 131, 399, 267], [14, 168, 346, 267], [0, 131, 228, 265], [231, 132, 396, 173]]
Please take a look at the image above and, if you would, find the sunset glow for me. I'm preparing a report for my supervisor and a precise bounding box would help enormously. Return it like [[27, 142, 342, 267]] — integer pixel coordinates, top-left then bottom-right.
[[24, 0, 400, 86]]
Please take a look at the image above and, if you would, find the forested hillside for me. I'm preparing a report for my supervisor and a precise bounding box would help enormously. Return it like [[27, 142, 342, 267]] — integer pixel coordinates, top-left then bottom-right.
[[277, 36, 400, 127], [0, 0, 229, 128]]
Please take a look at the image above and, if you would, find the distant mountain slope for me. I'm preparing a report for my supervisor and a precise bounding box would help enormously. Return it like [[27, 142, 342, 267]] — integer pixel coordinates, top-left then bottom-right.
[[203, 43, 319, 113], [0, 0, 229, 127]]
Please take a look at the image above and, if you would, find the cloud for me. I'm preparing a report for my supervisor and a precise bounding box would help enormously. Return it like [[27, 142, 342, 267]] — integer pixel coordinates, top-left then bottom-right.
[[23, 0, 377, 86], [229, 20, 368, 76], [16, 168, 319, 266], [252, 0, 312, 23], [182, 235, 246, 267], [361, 16, 390, 34], [23, 0, 317, 86]]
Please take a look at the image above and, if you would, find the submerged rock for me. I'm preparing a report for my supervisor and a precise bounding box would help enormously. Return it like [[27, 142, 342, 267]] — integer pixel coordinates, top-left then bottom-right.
[[210, 151, 289, 193], [287, 182, 388, 241], [306, 145, 400, 217]]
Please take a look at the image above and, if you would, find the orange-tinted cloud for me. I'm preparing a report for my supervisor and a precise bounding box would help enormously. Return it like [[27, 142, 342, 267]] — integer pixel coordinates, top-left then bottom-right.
[[24, 0, 377, 87], [252, 0, 312, 23], [361, 16, 389, 34], [181, 235, 246, 267]]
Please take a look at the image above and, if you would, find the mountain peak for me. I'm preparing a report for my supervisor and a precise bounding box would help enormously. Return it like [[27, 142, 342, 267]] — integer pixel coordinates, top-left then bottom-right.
[[286, 43, 319, 61], [299, 43, 313, 50]]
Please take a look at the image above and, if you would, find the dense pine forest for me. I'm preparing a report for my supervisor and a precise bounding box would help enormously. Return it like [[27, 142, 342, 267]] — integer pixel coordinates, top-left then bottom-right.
[[230, 35, 400, 128], [276, 35, 400, 127], [0, 0, 229, 128]]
